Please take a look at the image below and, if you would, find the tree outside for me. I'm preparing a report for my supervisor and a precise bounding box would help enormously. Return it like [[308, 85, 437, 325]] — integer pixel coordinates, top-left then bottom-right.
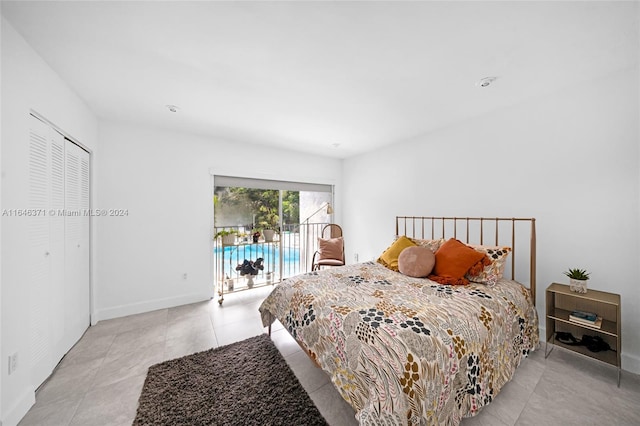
[[214, 187, 299, 230]]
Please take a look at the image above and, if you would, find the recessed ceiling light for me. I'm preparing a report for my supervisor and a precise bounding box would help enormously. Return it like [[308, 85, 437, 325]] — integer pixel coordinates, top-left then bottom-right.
[[166, 104, 180, 112], [476, 77, 497, 88], [331, 143, 340, 148]]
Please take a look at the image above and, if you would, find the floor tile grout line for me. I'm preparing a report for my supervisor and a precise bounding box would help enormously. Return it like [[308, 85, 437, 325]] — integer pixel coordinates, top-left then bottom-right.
[[87, 317, 169, 392], [512, 372, 543, 426], [307, 379, 337, 398], [64, 380, 91, 426]]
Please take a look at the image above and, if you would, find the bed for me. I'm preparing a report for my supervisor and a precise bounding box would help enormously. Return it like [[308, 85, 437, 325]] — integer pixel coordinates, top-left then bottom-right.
[[259, 216, 539, 425]]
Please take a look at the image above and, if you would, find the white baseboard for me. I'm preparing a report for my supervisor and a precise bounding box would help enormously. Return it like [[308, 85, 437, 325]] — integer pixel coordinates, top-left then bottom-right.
[[622, 353, 640, 375], [93, 292, 211, 323], [2, 386, 35, 426]]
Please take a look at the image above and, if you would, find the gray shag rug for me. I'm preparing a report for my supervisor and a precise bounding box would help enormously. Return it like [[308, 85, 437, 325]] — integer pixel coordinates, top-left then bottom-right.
[[133, 333, 329, 426]]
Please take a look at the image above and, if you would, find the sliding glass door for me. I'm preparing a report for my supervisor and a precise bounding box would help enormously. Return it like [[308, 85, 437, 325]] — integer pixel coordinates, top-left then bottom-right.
[[213, 176, 332, 293]]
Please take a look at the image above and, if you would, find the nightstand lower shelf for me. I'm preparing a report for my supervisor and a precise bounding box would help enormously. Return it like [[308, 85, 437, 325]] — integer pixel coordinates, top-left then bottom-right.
[[545, 335, 618, 366]]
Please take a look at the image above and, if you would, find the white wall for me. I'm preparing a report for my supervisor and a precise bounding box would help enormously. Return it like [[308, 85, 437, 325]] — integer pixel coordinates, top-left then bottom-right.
[[95, 121, 342, 321], [0, 17, 4, 424], [0, 17, 99, 426], [342, 66, 640, 374]]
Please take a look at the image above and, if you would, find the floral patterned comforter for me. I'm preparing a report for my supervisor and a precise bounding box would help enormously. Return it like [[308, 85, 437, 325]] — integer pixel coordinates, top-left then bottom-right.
[[259, 261, 539, 426]]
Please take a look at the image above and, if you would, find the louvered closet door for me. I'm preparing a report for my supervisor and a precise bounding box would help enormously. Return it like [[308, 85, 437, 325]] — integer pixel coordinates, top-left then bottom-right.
[[49, 130, 67, 363], [28, 115, 65, 386], [64, 141, 90, 350], [28, 115, 91, 388]]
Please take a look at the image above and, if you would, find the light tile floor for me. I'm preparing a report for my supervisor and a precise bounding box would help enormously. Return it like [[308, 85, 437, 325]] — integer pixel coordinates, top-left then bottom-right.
[[18, 286, 640, 426]]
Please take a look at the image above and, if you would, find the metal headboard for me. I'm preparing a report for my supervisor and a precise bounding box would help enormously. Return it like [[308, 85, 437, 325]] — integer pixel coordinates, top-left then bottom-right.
[[395, 216, 537, 305]]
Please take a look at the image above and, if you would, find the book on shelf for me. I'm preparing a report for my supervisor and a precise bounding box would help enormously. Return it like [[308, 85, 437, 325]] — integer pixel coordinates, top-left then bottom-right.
[[569, 310, 597, 321], [569, 311, 603, 329]]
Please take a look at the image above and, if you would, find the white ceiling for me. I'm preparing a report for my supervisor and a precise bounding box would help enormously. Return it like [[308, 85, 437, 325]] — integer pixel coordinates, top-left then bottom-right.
[[2, 1, 638, 158]]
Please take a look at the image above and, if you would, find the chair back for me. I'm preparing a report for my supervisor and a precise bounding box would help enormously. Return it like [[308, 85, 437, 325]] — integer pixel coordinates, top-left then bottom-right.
[[322, 224, 343, 239]]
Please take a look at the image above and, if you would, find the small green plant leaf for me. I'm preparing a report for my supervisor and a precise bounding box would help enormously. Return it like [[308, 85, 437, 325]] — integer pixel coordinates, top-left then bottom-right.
[[563, 268, 590, 280]]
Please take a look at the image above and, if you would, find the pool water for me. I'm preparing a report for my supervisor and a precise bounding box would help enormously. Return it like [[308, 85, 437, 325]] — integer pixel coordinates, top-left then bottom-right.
[[214, 244, 301, 277]]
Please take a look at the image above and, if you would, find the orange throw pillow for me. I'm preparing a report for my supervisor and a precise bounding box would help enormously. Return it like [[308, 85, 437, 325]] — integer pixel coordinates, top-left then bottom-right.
[[429, 238, 485, 285]]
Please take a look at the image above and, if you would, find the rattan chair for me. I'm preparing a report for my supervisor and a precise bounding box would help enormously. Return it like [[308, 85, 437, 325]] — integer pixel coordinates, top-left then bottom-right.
[[311, 224, 345, 271]]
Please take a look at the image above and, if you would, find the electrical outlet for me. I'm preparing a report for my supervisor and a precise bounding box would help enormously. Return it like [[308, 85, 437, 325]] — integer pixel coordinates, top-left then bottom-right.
[[183, 273, 188, 280], [8, 353, 18, 375], [354, 253, 359, 262]]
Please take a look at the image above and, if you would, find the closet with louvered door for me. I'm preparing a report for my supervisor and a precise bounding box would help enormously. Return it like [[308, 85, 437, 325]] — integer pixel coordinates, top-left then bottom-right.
[[64, 141, 91, 352], [28, 114, 90, 388]]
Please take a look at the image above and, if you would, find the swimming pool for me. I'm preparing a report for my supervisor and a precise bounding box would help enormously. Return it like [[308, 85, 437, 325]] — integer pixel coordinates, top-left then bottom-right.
[[214, 243, 301, 279]]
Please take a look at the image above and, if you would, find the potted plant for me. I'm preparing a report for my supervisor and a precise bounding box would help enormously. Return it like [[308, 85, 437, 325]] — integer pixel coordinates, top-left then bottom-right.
[[235, 258, 264, 288], [214, 229, 237, 246], [262, 228, 277, 242], [564, 268, 590, 293]]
